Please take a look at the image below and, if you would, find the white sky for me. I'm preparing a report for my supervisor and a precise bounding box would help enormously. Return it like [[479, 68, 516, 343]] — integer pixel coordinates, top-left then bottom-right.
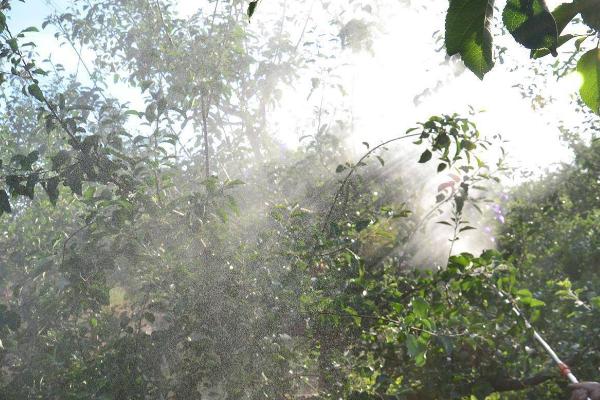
[[6, 0, 590, 179]]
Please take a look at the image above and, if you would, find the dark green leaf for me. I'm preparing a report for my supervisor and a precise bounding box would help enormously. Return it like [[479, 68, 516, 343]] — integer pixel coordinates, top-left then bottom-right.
[[247, 1, 258, 19], [51, 150, 71, 171], [27, 84, 45, 102], [418, 149, 432, 163], [406, 334, 426, 363], [7, 38, 18, 52], [445, 0, 495, 79], [143, 312, 155, 323], [503, 0, 558, 53], [551, 1, 581, 33], [580, 0, 600, 30], [20, 26, 39, 34], [0, 306, 20, 330], [65, 172, 83, 196], [26, 150, 39, 166], [25, 173, 38, 199], [44, 176, 59, 205], [0, 189, 11, 214]]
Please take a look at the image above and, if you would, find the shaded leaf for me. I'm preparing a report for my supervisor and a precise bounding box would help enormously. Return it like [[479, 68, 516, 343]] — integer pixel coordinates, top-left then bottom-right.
[[418, 149, 432, 163], [27, 84, 45, 102], [247, 1, 258, 19], [44, 176, 59, 205], [551, 1, 582, 33], [0, 189, 11, 214]]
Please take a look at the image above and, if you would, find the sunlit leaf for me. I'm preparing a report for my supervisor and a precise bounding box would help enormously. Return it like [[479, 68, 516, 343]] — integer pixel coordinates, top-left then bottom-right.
[[445, 0, 495, 79], [503, 0, 558, 53], [577, 48, 600, 115]]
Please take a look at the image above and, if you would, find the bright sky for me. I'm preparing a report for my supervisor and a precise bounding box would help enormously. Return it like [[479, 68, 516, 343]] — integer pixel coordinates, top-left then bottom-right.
[[6, 0, 588, 179]]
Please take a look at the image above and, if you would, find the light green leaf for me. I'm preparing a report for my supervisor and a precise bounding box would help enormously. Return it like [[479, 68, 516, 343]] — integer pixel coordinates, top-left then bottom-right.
[[577, 48, 600, 115], [445, 0, 495, 79], [531, 34, 575, 59], [344, 306, 362, 326], [412, 297, 429, 318]]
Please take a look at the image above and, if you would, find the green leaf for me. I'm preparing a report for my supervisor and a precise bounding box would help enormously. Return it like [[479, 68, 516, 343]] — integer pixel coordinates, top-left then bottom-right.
[[344, 306, 362, 326], [517, 289, 533, 298], [0, 189, 11, 214], [418, 149, 432, 163], [44, 177, 59, 206], [7, 38, 18, 52], [247, 1, 258, 19], [577, 48, 600, 115], [27, 84, 45, 102], [412, 297, 429, 318], [51, 150, 71, 171], [25, 173, 38, 199], [531, 34, 574, 59], [225, 179, 245, 188], [25, 150, 39, 169], [143, 312, 155, 323], [437, 163, 447, 172], [336, 164, 347, 173], [20, 26, 39, 34], [406, 334, 426, 365], [551, 2, 581, 33], [580, 0, 600, 30], [445, 0, 495, 79], [0, 306, 20, 330], [503, 0, 558, 53], [65, 172, 83, 196]]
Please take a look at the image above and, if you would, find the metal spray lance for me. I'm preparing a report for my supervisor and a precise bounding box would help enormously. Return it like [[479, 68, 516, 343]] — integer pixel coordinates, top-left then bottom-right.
[[495, 287, 590, 399]]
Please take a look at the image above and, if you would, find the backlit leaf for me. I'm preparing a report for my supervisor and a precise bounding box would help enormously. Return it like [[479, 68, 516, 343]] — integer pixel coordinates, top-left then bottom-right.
[[503, 0, 558, 54], [445, 0, 495, 79]]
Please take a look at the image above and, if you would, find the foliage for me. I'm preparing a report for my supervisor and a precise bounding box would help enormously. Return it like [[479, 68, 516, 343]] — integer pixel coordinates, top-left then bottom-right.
[[0, 1, 596, 400], [444, 0, 600, 114]]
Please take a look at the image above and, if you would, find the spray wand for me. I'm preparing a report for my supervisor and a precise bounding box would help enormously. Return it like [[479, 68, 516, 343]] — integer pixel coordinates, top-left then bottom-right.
[[494, 287, 589, 399]]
